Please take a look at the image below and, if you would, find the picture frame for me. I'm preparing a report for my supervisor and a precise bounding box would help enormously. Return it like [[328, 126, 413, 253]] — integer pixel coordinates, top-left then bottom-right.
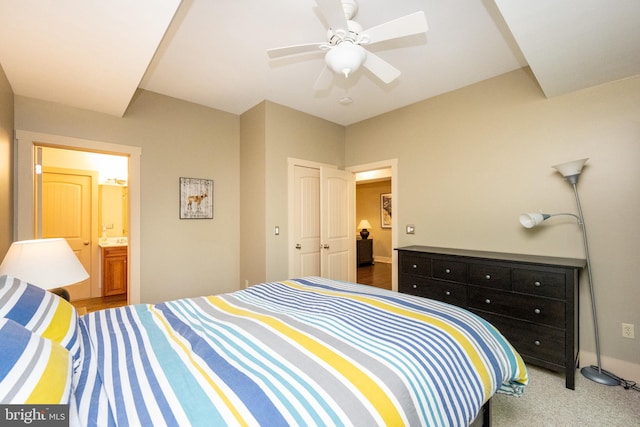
[[380, 193, 392, 228], [179, 177, 213, 219]]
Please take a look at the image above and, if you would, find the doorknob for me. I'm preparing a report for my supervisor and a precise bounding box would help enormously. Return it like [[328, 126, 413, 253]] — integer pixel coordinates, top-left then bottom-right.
[[322, 244, 330, 249], [295, 244, 301, 249], [84, 241, 90, 245]]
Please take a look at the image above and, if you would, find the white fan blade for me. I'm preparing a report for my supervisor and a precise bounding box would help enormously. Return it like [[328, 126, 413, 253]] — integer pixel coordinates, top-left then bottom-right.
[[313, 65, 334, 91], [315, 0, 348, 32], [363, 11, 428, 45], [362, 52, 401, 84], [267, 43, 325, 59]]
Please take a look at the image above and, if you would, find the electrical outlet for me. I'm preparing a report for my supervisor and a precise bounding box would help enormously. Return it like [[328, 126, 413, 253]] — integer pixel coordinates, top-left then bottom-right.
[[622, 323, 634, 339]]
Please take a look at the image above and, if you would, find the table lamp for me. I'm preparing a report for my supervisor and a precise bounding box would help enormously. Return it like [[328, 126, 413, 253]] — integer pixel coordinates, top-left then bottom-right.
[[0, 238, 89, 301], [357, 220, 372, 239]]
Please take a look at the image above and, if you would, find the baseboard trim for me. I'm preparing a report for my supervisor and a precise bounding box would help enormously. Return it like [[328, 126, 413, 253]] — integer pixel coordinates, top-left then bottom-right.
[[373, 256, 391, 264]]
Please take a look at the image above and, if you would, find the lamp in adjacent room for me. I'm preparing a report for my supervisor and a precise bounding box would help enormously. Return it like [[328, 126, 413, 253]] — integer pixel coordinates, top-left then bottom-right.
[[357, 220, 372, 239], [519, 158, 619, 386], [0, 238, 89, 301]]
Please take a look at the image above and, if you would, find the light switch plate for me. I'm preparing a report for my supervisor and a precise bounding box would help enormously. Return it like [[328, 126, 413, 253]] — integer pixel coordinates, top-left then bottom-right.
[[406, 224, 415, 234]]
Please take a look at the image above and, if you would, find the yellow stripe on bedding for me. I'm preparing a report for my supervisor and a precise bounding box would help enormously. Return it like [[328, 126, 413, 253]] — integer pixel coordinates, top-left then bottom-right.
[[27, 340, 70, 404], [207, 296, 406, 427], [41, 298, 73, 344], [284, 280, 494, 399], [150, 305, 250, 427]]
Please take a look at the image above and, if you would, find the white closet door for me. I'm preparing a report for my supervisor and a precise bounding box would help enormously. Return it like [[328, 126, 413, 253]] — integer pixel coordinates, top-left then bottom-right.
[[291, 166, 321, 278], [320, 167, 355, 282]]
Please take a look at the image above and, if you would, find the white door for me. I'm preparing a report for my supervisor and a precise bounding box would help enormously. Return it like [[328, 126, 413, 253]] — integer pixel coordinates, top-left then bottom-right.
[[290, 163, 355, 282], [39, 168, 93, 300], [320, 167, 355, 282], [291, 166, 321, 277]]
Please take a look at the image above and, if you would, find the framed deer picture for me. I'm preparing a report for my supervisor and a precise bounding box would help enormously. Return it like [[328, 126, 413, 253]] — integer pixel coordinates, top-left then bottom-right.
[[179, 177, 213, 219]]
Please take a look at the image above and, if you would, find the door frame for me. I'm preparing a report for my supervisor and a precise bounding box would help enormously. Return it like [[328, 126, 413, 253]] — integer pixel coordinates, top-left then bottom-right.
[[347, 159, 398, 291], [14, 130, 142, 304]]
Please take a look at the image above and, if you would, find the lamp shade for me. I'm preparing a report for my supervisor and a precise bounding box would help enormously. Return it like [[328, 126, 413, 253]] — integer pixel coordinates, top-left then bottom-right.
[[519, 213, 551, 228], [552, 158, 588, 178], [0, 238, 89, 289], [325, 42, 367, 78], [357, 220, 372, 230]]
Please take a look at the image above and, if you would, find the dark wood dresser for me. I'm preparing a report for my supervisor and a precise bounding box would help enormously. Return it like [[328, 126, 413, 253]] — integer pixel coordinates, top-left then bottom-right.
[[396, 245, 584, 389]]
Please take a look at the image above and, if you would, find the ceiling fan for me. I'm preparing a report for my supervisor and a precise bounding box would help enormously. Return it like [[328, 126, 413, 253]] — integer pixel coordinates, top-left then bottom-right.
[[267, 0, 428, 90]]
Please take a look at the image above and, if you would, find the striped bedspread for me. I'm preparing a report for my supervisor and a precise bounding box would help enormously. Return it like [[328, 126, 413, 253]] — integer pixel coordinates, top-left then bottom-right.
[[73, 277, 527, 426]]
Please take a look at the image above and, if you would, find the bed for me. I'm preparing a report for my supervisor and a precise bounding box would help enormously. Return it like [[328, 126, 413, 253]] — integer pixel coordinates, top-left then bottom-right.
[[0, 275, 527, 426]]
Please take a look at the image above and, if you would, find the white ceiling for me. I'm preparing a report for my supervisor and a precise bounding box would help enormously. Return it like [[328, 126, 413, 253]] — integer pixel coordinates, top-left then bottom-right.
[[0, 0, 638, 126]]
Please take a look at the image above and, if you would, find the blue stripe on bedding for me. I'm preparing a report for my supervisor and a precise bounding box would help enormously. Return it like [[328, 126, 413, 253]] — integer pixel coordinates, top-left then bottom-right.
[[0, 321, 31, 381], [155, 303, 289, 427], [4, 289, 40, 325], [239, 281, 480, 421], [110, 308, 153, 426], [74, 277, 528, 427], [125, 306, 178, 425], [163, 299, 348, 427], [245, 284, 456, 423], [74, 320, 114, 426], [135, 305, 226, 426]]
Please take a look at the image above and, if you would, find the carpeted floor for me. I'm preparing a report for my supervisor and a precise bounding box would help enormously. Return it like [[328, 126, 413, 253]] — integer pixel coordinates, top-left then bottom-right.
[[492, 365, 640, 426]]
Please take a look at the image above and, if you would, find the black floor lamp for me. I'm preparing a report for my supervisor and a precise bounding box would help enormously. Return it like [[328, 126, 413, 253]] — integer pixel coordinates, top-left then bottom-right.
[[519, 158, 619, 386]]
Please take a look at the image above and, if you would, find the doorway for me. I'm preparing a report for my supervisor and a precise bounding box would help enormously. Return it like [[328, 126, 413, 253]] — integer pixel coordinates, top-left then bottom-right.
[[15, 130, 142, 304], [347, 159, 398, 291], [35, 146, 129, 301], [355, 171, 392, 289]]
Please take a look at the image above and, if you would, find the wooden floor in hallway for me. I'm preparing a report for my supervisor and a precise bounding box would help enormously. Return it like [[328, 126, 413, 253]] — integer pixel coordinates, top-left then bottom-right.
[[357, 262, 392, 290], [71, 294, 128, 314]]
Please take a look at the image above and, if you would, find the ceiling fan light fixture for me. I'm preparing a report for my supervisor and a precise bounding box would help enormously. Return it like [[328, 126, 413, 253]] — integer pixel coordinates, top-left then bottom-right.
[[325, 42, 366, 78]]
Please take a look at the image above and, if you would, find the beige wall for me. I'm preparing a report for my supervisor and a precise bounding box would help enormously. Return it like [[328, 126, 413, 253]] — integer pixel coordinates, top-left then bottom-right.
[[240, 101, 346, 284], [240, 102, 267, 288], [356, 180, 392, 261], [15, 90, 241, 303], [345, 68, 640, 376], [264, 102, 345, 282], [0, 64, 13, 257]]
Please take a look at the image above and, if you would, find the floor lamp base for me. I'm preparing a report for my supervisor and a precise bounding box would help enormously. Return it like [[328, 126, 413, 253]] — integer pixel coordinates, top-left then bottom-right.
[[580, 365, 620, 386]]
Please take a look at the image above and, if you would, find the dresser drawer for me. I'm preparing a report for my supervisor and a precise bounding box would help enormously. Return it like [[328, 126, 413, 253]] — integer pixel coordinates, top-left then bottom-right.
[[475, 311, 565, 366], [469, 264, 511, 290], [512, 268, 565, 299], [432, 259, 468, 283], [399, 275, 467, 306], [400, 254, 431, 277], [468, 286, 564, 328]]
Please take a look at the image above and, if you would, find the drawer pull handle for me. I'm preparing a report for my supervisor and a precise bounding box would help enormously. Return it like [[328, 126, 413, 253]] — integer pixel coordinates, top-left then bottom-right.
[[485, 274, 491, 280], [445, 291, 451, 296], [534, 281, 541, 287], [534, 340, 541, 346], [485, 299, 491, 304], [534, 308, 541, 314], [412, 284, 418, 289], [412, 264, 418, 269], [445, 268, 451, 274]]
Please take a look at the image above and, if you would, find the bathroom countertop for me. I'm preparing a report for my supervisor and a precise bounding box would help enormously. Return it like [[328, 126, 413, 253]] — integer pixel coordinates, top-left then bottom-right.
[[98, 237, 128, 248]]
